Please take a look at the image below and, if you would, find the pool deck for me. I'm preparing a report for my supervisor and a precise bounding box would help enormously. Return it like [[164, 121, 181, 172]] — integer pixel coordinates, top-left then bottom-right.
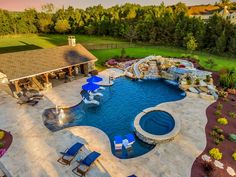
[[0, 68, 214, 177]]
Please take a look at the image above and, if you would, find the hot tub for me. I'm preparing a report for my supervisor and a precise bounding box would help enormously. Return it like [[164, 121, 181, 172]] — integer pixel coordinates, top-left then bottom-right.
[[134, 108, 180, 144]]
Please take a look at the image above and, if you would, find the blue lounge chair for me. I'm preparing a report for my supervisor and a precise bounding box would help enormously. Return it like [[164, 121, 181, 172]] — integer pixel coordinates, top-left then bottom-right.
[[114, 135, 123, 150], [72, 151, 101, 176], [123, 134, 135, 149], [57, 142, 84, 165]]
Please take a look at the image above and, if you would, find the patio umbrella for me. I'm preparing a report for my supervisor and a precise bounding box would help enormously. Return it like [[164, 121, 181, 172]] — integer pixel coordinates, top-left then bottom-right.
[[82, 82, 100, 91], [87, 75, 103, 83]]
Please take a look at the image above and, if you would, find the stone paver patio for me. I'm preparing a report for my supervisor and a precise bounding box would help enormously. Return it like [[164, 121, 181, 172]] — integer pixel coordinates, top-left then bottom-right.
[[0, 69, 213, 177]]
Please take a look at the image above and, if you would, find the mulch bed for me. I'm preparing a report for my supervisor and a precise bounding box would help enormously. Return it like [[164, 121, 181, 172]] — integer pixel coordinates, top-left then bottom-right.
[[184, 57, 236, 176], [191, 94, 236, 177], [0, 130, 13, 158]]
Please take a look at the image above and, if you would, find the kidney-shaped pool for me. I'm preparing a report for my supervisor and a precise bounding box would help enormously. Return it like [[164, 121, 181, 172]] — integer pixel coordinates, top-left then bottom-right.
[[43, 77, 185, 159]]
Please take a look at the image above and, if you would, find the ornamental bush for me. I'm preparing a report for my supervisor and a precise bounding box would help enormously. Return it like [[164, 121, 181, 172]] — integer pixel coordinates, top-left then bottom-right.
[[229, 112, 236, 119], [0, 131, 4, 140], [209, 148, 222, 160], [215, 110, 222, 116], [217, 118, 228, 125], [217, 103, 223, 110], [232, 152, 236, 160], [0, 142, 4, 148]]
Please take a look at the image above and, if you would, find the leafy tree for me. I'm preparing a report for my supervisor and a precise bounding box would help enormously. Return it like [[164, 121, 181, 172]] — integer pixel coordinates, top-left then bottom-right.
[[185, 33, 198, 53], [54, 19, 70, 33], [37, 12, 53, 33], [124, 26, 138, 43], [42, 3, 55, 13], [216, 31, 226, 54]]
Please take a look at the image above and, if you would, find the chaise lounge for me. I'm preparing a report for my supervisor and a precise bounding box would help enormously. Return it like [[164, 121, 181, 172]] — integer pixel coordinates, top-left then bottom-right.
[[72, 151, 101, 177], [57, 142, 84, 165]]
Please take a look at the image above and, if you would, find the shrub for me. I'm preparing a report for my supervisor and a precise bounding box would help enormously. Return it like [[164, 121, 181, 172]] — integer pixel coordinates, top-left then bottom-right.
[[209, 148, 222, 160], [216, 128, 223, 135], [210, 130, 218, 137], [217, 103, 223, 110], [0, 131, 4, 140], [205, 75, 211, 83], [214, 110, 222, 116], [214, 139, 221, 145], [192, 55, 199, 61], [217, 117, 228, 125], [195, 78, 200, 85], [229, 112, 236, 119], [120, 48, 126, 58], [232, 152, 236, 160], [202, 161, 215, 176], [219, 68, 236, 89], [0, 142, 4, 148], [219, 134, 225, 141], [218, 90, 228, 98]]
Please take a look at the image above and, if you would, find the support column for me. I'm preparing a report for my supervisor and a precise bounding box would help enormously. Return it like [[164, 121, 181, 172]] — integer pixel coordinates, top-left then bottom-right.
[[43, 73, 52, 90], [68, 67, 73, 76], [14, 80, 20, 93], [83, 63, 89, 76], [44, 73, 49, 84]]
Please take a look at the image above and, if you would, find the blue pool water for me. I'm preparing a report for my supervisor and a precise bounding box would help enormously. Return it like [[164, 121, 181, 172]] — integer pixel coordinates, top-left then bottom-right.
[[140, 111, 175, 135], [45, 77, 185, 159]]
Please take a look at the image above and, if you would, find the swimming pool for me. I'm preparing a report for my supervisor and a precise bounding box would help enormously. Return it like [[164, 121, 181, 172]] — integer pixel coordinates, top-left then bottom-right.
[[139, 111, 175, 135], [44, 77, 185, 159]]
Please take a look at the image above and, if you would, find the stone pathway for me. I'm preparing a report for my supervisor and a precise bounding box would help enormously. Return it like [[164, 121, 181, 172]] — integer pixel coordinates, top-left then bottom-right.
[[0, 69, 213, 177]]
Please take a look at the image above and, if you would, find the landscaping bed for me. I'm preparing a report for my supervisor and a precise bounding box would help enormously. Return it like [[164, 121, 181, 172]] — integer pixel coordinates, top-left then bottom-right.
[[191, 94, 236, 177], [0, 130, 13, 158]]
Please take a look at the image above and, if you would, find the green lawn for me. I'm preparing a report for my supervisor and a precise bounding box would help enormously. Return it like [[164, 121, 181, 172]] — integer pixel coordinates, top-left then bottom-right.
[[0, 34, 235, 71], [0, 34, 127, 53], [91, 46, 236, 71]]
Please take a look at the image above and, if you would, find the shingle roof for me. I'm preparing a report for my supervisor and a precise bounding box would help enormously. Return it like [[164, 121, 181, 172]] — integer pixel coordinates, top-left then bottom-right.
[[0, 44, 97, 81]]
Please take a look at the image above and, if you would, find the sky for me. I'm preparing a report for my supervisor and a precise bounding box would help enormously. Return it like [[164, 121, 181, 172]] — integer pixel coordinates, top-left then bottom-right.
[[0, 0, 236, 11]]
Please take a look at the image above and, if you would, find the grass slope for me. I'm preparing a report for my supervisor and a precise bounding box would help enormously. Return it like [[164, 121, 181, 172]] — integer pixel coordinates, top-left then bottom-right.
[[0, 34, 127, 53], [91, 46, 236, 71], [0, 34, 235, 71]]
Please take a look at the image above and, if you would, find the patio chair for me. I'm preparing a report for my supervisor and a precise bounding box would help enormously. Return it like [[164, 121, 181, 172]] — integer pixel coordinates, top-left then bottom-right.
[[17, 93, 39, 106], [72, 151, 101, 177], [123, 134, 135, 149], [57, 142, 84, 165], [114, 135, 123, 150], [23, 89, 43, 99]]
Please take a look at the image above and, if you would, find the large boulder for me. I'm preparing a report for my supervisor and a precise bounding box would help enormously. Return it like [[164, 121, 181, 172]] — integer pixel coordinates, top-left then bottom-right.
[[229, 134, 236, 142]]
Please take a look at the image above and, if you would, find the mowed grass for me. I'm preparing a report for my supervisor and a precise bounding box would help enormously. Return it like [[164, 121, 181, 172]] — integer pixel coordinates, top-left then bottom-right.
[[0, 34, 236, 71], [91, 46, 236, 71], [0, 34, 127, 53]]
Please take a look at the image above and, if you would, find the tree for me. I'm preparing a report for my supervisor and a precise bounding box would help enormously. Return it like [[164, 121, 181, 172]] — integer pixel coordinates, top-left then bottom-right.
[[184, 33, 198, 53], [42, 3, 55, 13], [124, 26, 138, 43], [215, 31, 226, 54], [220, 0, 231, 5], [37, 12, 53, 33], [54, 19, 70, 33]]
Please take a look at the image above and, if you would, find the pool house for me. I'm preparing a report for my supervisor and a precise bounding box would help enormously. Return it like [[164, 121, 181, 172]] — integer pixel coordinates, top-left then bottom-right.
[[0, 36, 97, 96]]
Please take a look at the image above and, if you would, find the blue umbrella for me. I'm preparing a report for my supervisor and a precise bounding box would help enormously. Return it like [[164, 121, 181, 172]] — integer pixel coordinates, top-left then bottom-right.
[[87, 76, 103, 83], [82, 82, 100, 91]]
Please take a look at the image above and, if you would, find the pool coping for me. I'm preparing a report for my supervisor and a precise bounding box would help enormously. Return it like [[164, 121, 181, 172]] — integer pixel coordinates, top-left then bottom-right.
[[134, 107, 181, 144]]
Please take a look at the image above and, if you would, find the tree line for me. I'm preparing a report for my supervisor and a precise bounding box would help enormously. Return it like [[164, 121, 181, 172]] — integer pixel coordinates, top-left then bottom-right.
[[0, 3, 236, 55]]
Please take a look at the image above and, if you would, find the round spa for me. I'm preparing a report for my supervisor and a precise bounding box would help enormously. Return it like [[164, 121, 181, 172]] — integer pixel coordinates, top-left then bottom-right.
[[134, 109, 180, 144]]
